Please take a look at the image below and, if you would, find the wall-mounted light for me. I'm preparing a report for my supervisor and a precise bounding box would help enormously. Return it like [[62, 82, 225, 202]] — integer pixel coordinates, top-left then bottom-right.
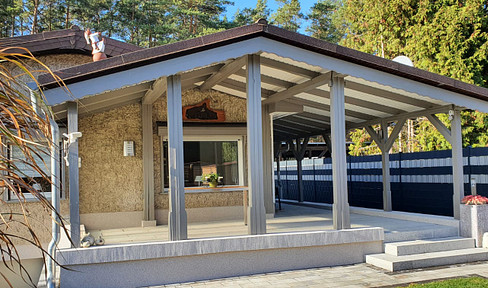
[[124, 141, 135, 157], [448, 110, 454, 121], [63, 132, 82, 166]]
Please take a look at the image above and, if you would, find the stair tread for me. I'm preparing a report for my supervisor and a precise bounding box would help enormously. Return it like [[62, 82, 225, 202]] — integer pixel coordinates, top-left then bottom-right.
[[386, 237, 473, 247], [367, 248, 488, 263]]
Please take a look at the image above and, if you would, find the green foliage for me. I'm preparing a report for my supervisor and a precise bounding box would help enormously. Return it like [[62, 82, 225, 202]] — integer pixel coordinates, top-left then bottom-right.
[[305, 0, 344, 43], [270, 0, 303, 32], [340, 0, 488, 154], [400, 276, 488, 288], [232, 0, 270, 26]]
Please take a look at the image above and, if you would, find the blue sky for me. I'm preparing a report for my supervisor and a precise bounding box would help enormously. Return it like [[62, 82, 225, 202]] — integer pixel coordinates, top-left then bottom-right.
[[225, 0, 316, 33]]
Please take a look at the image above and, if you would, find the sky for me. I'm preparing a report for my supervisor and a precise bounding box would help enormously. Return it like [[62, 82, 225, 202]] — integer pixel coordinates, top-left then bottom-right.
[[225, 0, 316, 33]]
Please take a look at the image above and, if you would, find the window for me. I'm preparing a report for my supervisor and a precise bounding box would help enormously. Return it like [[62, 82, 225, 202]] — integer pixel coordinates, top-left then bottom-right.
[[162, 140, 241, 188], [6, 143, 63, 200], [159, 126, 246, 190]]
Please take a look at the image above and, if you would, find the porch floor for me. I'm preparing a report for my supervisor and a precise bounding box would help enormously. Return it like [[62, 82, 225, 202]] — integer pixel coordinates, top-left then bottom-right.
[[88, 204, 458, 245]]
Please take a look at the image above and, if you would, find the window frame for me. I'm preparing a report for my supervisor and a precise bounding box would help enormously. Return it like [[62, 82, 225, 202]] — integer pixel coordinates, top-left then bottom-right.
[[158, 126, 246, 193], [4, 140, 65, 202]]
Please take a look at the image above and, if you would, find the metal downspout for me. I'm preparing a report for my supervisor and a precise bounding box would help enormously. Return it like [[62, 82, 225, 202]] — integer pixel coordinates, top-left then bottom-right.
[[47, 119, 60, 288]]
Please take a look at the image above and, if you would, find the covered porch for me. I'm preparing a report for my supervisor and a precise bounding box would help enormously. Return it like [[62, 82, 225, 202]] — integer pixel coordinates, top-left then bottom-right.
[[37, 21, 488, 287], [88, 203, 458, 245]]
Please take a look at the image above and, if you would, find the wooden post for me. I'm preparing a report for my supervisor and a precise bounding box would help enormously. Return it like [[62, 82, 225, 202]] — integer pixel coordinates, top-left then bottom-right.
[[262, 104, 274, 214], [67, 102, 80, 247], [167, 75, 187, 240], [330, 74, 350, 229], [451, 109, 464, 219], [142, 103, 155, 223], [246, 54, 266, 235]]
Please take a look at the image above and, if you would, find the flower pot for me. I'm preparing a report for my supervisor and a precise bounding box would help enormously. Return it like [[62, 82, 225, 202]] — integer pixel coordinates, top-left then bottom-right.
[[208, 180, 218, 188], [460, 204, 488, 247]]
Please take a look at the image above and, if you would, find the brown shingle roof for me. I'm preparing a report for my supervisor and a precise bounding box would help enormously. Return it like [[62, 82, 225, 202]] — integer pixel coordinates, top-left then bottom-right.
[[37, 22, 488, 101], [0, 25, 142, 57]]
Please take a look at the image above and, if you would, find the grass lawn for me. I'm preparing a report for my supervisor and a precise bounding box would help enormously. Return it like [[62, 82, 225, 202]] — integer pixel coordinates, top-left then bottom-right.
[[400, 276, 488, 288]]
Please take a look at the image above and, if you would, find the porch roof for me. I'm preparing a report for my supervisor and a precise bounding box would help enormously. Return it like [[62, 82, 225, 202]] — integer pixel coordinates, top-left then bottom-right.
[[38, 20, 488, 140]]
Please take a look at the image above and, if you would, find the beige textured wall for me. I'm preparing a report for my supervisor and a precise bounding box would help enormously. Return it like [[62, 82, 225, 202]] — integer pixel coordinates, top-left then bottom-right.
[[79, 89, 247, 215], [0, 200, 69, 245], [3, 53, 92, 244], [5, 54, 92, 84], [78, 104, 143, 214]]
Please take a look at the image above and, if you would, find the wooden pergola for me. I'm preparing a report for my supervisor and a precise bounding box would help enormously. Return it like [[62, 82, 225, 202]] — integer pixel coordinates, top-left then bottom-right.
[[38, 21, 488, 246]]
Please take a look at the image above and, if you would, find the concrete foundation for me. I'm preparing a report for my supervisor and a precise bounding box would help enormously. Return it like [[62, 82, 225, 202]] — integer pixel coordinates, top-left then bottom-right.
[[58, 228, 383, 288]]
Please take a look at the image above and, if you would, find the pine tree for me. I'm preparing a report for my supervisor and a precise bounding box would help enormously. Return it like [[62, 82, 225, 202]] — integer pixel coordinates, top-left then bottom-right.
[[305, 0, 344, 43], [270, 0, 303, 32]]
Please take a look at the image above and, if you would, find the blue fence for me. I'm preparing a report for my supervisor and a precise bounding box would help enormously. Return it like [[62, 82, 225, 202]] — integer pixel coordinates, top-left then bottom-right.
[[275, 147, 488, 217]]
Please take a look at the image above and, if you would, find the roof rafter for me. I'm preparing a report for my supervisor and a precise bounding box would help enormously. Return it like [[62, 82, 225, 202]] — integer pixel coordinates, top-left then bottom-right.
[[199, 56, 247, 91], [263, 72, 332, 105]]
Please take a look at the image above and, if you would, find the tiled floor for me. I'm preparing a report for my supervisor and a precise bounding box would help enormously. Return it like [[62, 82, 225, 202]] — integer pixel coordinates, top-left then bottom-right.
[[151, 261, 488, 288], [88, 204, 457, 245]]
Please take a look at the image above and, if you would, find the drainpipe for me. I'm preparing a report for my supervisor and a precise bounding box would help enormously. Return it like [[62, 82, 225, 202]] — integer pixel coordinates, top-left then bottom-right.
[[47, 119, 60, 288]]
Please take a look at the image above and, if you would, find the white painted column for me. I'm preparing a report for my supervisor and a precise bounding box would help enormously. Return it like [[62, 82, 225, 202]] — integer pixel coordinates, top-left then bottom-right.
[[381, 123, 392, 211], [451, 109, 464, 219], [246, 54, 266, 235], [142, 103, 155, 223], [329, 74, 350, 230], [262, 104, 274, 215], [67, 102, 80, 247], [167, 75, 187, 240]]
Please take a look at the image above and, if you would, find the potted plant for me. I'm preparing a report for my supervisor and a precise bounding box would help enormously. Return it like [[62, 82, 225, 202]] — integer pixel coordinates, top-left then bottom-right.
[[203, 172, 219, 188], [460, 195, 488, 247]]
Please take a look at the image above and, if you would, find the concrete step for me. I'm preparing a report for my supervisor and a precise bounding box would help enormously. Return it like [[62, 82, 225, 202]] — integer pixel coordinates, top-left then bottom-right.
[[384, 226, 459, 243], [385, 237, 476, 256], [366, 248, 488, 272]]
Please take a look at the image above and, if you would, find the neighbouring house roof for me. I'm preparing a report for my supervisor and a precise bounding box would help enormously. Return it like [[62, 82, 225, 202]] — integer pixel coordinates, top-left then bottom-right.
[[37, 21, 488, 102], [0, 25, 142, 57]]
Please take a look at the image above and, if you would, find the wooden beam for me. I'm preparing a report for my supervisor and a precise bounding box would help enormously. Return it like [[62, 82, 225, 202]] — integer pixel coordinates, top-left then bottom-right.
[[235, 68, 295, 89], [274, 120, 317, 134], [330, 74, 350, 229], [199, 56, 247, 91], [262, 72, 331, 105], [365, 126, 383, 150], [218, 78, 274, 97], [282, 115, 329, 130], [268, 102, 304, 114], [307, 89, 406, 115], [385, 117, 407, 151], [182, 64, 223, 82], [345, 81, 435, 109], [67, 102, 80, 248], [451, 109, 464, 219], [260, 57, 319, 78], [348, 104, 453, 129], [142, 103, 155, 222], [143, 77, 167, 104], [246, 54, 266, 235], [287, 97, 375, 121], [167, 74, 187, 241], [274, 122, 314, 134], [426, 114, 452, 143]]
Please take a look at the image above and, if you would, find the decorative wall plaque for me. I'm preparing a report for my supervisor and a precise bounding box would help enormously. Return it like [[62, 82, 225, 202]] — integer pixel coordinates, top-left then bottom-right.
[[182, 99, 225, 122]]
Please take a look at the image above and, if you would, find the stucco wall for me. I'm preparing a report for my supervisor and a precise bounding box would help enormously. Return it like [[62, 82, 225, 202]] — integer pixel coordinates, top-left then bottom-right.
[[5, 54, 92, 84], [78, 104, 143, 214], [0, 200, 70, 245], [3, 53, 93, 244], [79, 89, 247, 215]]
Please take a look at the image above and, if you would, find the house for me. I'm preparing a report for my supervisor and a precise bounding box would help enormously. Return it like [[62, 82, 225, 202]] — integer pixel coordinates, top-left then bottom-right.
[[0, 25, 141, 288], [4, 20, 488, 287]]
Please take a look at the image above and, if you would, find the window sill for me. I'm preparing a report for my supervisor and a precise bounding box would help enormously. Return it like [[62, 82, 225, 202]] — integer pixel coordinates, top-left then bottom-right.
[[161, 186, 248, 194]]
